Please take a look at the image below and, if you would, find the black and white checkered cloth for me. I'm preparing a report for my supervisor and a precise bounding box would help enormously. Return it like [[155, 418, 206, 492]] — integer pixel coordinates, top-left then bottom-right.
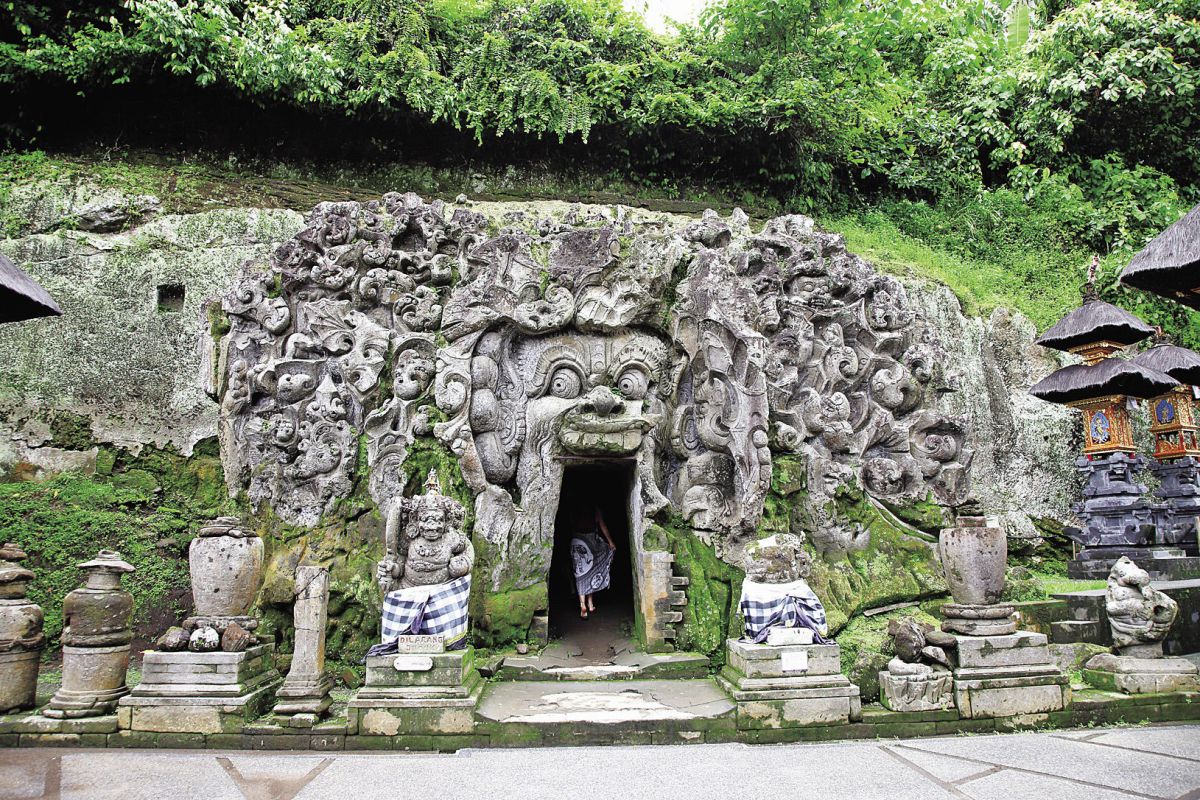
[[377, 575, 470, 652], [739, 578, 829, 644]]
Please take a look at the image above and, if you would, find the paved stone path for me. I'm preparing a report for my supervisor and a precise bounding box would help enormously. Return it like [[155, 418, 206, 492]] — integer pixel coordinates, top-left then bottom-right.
[[2, 724, 1199, 800]]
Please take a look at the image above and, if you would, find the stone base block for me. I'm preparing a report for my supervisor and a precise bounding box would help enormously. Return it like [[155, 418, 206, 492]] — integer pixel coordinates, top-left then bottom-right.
[[879, 670, 954, 712], [43, 644, 131, 719], [118, 680, 280, 734], [347, 679, 482, 736], [1083, 653, 1200, 694], [273, 674, 334, 718], [719, 673, 862, 729], [941, 605, 1017, 636], [130, 644, 279, 699], [953, 664, 1069, 719], [956, 632, 1052, 669], [1069, 550, 1200, 581], [720, 639, 861, 729], [364, 649, 476, 689], [726, 640, 841, 680]]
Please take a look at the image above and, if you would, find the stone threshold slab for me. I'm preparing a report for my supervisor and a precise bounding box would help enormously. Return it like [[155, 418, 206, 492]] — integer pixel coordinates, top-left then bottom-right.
[[475, 679, 735, 725]]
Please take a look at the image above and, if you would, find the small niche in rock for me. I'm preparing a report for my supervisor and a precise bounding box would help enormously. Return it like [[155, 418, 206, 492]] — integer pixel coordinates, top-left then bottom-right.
[[156, 284, 185, 313]]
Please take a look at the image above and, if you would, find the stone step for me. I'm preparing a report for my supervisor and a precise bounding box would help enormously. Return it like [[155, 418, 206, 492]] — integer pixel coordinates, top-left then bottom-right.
[[475, 679, 734, 730], [1050, 619, 1106, 644], [496, 650, 709, 681], [670, 576, 690, 588]]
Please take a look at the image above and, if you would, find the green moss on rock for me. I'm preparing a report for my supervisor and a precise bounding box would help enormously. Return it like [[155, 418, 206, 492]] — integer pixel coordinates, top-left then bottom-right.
[[473, 583, 549, 647], [659, 513, 743, 661], [835, 607, 942, 704]]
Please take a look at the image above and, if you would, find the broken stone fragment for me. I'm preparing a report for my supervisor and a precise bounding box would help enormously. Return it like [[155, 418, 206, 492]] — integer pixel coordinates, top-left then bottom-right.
[[189, 626, 220, 652], [155, 626, 189, 652], [221, 622, 254, 652]]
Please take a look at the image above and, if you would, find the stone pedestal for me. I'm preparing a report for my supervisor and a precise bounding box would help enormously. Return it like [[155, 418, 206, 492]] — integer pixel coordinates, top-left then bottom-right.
[[1083, 648, 1200, 694], [1068, 545, 1200, 581], [718, 639, 861, 729], [951, 631, 1070, 718], [0, 543, 45, 714], [44, 551, 135, 719], [118, 644, 282, 733], [347, 643, 482, 736], [273, 567, 333, 723], [879, 662, 954, 712]]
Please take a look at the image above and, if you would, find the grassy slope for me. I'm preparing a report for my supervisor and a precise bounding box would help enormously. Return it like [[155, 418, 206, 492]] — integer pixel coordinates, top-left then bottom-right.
[[3, 148, 1197, 343]]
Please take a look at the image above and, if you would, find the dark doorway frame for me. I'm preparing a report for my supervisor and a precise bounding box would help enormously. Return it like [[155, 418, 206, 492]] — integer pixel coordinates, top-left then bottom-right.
[[547, 459, 637, 647]]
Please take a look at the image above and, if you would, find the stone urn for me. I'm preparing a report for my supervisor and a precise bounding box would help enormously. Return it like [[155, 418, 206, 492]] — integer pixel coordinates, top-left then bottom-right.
[[0, 543, 45, 714], [189, 517, 264, 620], [44, 550, 135, 719], [938, 515, 1006, 606]]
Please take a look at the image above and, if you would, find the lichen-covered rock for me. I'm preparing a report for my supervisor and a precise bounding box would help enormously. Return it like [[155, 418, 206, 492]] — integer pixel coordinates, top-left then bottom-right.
[[0, 180, 1086, 660]]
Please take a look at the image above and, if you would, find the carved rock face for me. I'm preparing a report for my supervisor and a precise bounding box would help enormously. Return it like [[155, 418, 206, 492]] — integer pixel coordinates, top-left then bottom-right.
[[744, 533, 812, 583], [213, 195, 974, 592]]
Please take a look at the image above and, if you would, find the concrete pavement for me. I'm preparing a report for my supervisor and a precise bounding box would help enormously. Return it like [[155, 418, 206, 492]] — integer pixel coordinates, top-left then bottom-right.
[[2, 723, 1199, 800]]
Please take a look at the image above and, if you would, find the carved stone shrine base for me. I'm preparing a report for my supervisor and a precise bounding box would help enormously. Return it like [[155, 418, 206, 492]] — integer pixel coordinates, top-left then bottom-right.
[[951, 631, 1069, 718], [941, 603, 1017, 636], [1068, 546, 1200, 581], [43, 644, 131, 719], [718, 640, 862, 729], [348, 649, 481, 736], [273, 674, 334, 720], [0, 650, 41, 714], [1083, 652, 1200, 695], [118, 644, 281, 734], [879, 668, 954, 712]]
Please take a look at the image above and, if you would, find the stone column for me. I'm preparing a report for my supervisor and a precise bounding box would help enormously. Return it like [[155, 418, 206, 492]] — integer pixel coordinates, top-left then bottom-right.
[[44, 551, 135, 719], [273, 566, 333, 723], [938, 516, 1069, 719], [0, 543, 45, 714]]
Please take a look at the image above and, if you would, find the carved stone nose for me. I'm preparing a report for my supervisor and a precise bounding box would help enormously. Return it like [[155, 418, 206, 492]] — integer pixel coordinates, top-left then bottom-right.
[[582, 386, 624, 416]]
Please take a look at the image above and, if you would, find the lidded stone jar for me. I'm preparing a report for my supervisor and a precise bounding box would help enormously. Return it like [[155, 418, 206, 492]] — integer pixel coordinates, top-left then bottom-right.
[[189, 517, 264, 622], [0, 543, 45, 713], [43, 550, 135, 719]]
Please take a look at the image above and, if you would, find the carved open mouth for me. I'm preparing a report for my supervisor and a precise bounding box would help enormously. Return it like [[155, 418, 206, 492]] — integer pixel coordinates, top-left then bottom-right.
[[558, 411, 660, 455]]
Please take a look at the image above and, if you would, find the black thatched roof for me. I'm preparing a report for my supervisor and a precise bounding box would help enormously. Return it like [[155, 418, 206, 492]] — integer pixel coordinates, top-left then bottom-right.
[[1120, 204, 1200, 308], [1029, 358, 1177, 404], [1035, 297, 1154, 352], [0, 253, 61, 323], [1132, 343, 1200, 386]]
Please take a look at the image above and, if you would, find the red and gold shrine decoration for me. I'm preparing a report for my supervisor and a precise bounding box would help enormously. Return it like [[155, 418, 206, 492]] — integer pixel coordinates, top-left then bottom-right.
[[1068, 395, 1137, 456], [1147, 387, 1200, 460], [1031, 358, 1178, 457], [1132, 339, 1200, 461]]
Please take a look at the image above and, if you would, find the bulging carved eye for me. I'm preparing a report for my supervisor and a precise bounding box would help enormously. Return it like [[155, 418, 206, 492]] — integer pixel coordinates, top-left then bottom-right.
[[548, 367, 582, 399], [616, 368, 649, 400]]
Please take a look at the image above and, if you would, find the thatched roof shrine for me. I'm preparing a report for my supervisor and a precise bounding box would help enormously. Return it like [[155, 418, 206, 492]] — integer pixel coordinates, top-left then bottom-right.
[[1035, 295, 1155, 353], [1131, 342, 1200, 387], [1030, 358, 1177, 405], [0, 253, 61, 323], [1119, 203, 1200, 309]]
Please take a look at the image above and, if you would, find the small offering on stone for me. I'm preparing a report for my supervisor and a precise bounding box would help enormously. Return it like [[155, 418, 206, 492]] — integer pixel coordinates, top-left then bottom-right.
[[189, 625, 220, 652]]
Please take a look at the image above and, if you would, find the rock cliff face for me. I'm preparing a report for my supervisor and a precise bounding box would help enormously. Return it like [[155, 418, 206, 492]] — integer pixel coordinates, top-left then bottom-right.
[[0, 181, 1080, 658]]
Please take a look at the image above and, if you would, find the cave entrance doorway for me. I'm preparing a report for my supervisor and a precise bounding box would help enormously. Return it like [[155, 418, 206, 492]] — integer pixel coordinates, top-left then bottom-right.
[[548, 460, 636, 662]]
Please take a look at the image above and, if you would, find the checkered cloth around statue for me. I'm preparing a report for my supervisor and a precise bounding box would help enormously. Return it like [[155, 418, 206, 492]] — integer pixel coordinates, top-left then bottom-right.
[[739, 578, 829, 644], [373, 575, 471, 654]]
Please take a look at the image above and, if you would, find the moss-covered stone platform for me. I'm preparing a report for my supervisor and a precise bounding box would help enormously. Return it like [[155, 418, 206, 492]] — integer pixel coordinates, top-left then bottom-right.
[[0, 682, 1196, 751]]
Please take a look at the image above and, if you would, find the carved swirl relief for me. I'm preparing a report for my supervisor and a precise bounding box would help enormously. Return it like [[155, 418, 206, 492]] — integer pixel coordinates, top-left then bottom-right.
[[211, 195, 971, 575]]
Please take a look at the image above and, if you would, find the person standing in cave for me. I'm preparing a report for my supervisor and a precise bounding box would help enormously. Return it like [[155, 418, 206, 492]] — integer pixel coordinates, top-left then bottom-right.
[[571, 505, 616, 619]]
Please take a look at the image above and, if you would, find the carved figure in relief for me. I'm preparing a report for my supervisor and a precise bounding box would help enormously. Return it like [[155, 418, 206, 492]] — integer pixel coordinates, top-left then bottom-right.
[[377, 471, 474, 593]]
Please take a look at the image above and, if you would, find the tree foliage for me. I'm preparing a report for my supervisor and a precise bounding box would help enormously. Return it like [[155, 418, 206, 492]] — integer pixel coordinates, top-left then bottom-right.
[[0, 0, 1196, 250]]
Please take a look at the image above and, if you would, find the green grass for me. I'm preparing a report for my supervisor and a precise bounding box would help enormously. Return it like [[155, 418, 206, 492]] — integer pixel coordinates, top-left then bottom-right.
[[1035, 574, 1106, 596]]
